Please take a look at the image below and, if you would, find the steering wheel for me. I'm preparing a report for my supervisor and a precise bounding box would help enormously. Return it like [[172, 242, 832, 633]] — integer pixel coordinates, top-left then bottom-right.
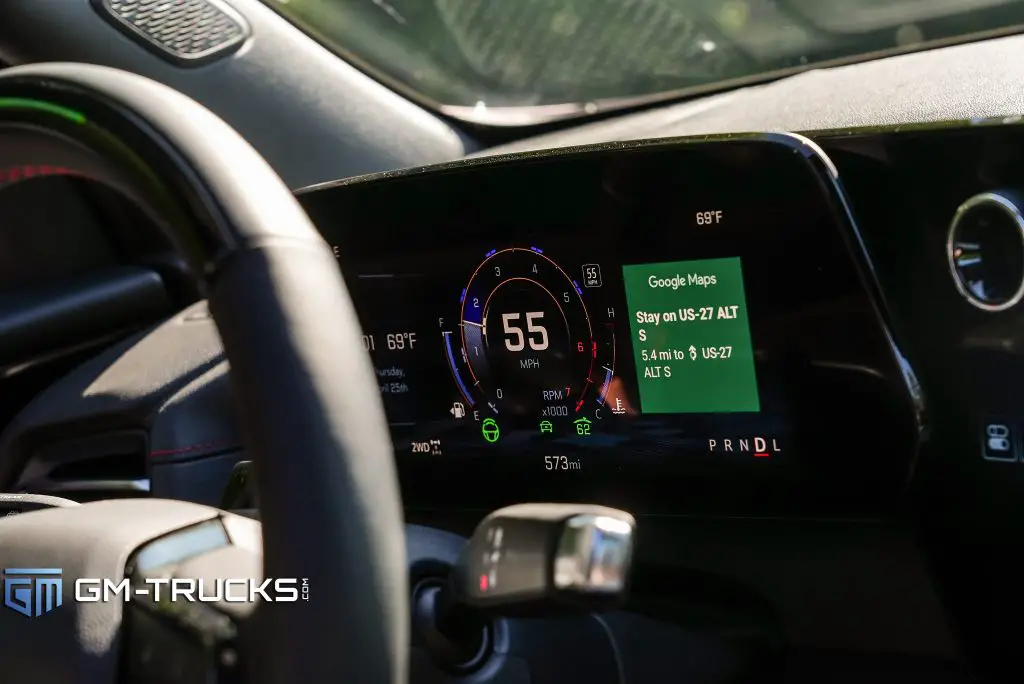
[[0, 64, 407, 683]]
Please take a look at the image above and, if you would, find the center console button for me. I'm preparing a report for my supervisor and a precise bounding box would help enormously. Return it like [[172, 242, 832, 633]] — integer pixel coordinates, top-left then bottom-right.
[[982, 421, 1017, 461]]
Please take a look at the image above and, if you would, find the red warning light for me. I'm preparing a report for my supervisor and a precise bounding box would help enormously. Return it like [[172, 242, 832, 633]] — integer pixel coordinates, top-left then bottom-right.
[[479, 574, 489, 592]]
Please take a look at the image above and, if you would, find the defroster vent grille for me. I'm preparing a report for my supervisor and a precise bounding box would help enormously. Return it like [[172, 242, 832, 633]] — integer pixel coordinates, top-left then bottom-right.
[[92, 0, 249, 66]]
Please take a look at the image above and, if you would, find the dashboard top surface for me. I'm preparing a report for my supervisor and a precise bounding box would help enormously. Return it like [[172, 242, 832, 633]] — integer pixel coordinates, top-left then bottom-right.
[[8, 3, 1024, 190], [476, 32, 1024, 158]]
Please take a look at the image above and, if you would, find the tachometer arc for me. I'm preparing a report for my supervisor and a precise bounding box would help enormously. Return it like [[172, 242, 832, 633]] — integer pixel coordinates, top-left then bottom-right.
[[458, 247, 598, 409]]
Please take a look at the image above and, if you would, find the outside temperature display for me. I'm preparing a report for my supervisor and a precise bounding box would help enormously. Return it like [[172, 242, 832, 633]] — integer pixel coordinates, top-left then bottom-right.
[[362, 332, 418, 351]]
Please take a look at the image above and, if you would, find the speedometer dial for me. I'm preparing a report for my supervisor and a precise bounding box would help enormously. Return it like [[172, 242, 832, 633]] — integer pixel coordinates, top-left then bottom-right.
[[444, 247, 616, 426]]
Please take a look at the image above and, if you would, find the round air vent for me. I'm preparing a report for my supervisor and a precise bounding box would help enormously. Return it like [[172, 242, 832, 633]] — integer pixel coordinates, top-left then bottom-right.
[[947, 190, 1024, 312]]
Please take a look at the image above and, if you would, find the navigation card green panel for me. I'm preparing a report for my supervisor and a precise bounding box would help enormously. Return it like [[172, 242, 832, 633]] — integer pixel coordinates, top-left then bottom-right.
[[622, 257, 760, 413]]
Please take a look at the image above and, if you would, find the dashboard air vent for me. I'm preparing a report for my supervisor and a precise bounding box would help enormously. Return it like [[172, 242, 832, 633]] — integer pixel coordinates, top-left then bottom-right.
[[91, 0, 249, 66], [17, 431, 150, 503]]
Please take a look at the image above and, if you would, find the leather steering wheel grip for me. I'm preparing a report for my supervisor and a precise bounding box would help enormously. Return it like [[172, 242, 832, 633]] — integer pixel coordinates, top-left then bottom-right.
[[0, 64, 407, 683]]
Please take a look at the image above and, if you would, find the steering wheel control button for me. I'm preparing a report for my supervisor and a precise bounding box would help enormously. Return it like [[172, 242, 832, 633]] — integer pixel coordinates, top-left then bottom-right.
[[947, 191, 1024, 311], [982, 421, 1017, 462]]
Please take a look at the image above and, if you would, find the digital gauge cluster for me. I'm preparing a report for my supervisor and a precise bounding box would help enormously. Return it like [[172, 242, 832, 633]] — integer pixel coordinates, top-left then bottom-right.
[[447, 247, 618, 429], [301, 136, 922, 515]]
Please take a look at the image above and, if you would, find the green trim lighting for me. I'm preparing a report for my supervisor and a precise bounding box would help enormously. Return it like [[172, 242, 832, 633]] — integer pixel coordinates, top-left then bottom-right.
[[0, 98, 87, 125]]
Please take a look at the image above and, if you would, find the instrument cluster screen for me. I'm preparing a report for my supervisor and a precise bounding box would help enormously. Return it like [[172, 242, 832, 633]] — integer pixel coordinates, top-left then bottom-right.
[[302, 138, 920, 514]]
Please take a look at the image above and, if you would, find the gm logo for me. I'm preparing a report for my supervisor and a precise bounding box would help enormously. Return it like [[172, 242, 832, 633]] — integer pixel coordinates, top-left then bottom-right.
[[3, 568, 62, 617]]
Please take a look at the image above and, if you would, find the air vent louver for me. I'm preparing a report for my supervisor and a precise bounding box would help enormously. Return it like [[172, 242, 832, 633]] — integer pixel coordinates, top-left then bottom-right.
[[16, 431, 149, 502], [91, 0, 249, 66]]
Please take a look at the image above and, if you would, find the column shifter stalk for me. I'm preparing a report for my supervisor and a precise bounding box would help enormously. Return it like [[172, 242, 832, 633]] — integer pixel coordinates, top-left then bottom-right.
[[446, 502, 634, 617]]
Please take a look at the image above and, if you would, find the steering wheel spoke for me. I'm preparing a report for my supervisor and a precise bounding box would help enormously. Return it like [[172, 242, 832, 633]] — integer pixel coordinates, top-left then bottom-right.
[[0, 64, 406, 684], [0, 500, 223, 680], [123, 513, 263, 683]]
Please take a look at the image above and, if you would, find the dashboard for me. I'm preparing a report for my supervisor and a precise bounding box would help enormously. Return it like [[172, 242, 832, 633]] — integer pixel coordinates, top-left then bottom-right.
[[299, 135, 921, 516], [6, 45, 1024, 679], [297, 124, 1024, 674], [5, 7, 1024, 681]]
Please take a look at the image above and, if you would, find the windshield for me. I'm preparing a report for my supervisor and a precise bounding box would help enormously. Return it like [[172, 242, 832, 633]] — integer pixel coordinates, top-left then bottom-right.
[[268, 0, 1024, 124]]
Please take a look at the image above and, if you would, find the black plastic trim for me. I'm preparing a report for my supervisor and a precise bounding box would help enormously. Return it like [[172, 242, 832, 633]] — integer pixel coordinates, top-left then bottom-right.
[[0, 265, 169, 368]]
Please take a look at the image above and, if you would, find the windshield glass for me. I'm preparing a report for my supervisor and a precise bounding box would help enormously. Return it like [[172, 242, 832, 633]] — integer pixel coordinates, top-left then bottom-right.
[[268, 0, 1024, 123]]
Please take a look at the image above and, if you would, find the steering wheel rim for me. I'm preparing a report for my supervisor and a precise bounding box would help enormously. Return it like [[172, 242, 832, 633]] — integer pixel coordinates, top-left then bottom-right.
[[0, 63, 407, 683]]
